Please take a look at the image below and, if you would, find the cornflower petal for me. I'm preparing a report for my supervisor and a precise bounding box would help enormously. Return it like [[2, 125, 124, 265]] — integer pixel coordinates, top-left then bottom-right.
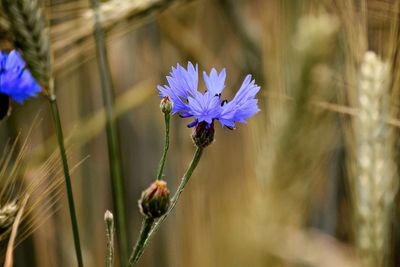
[[203, 68, 226, 96], [167, 62, 198, 98], [157, 62, 199, 114], [218, 75, 260, 127], [187, 91, 221, 125], [0, 50, 41, 103], [5, 50, 25, 70]]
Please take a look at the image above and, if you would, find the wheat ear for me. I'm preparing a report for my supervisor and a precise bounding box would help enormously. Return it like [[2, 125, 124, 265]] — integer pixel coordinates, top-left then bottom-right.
[[1, 0, 52, 94], [353, 51, 397, 267]]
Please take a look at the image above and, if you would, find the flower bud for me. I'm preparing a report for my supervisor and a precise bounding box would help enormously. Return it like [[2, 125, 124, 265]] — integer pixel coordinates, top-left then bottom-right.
[[138, 180, 170, 219], [104, 210, 114, 223], [160, 96, 173, 114], [192, 121, 215, 148]]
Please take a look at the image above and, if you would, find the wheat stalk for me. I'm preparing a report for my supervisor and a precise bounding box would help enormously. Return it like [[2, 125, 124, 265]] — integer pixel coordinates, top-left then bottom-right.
[[353, 51, 397, 267], [3, 195, 28, 267], [1, 1, 85, 265]]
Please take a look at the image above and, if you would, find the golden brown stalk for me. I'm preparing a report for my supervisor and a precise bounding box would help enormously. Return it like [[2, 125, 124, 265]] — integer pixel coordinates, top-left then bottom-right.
[[3, 195, 28, 267]]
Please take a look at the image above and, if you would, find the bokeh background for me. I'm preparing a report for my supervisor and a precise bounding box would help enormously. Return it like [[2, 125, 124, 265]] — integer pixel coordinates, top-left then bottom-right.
[[1, 0, 400, 266]]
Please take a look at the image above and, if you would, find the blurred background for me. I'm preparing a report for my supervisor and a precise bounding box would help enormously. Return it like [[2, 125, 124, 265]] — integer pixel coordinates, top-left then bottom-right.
[[1, 0, 400, 266]]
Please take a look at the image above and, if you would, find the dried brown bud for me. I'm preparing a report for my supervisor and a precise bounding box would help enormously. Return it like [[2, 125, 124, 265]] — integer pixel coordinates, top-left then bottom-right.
[[191, 121, 215, 148], [138, 180, 170, 219]]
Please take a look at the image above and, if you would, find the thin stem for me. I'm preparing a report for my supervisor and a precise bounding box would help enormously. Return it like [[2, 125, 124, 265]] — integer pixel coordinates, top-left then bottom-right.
[[128, 217, 154, 266], [129, 147, 204, 266], [89, 0, 129, 265], [104, 210, 115, 267], [128, 111, 170, 264], [49, 98, 84, 267], [157, 113, 170, 180]]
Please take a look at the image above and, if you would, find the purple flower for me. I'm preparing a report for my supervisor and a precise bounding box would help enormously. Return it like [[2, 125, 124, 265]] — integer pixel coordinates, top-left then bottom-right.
[[0, 50, 42, 103], [158, 62, 260, 128]]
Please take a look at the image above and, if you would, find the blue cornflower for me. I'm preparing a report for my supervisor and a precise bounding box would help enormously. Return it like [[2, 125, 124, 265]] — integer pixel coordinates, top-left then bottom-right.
[[158, 62, 260, 129], [0, 50, 42, 103]]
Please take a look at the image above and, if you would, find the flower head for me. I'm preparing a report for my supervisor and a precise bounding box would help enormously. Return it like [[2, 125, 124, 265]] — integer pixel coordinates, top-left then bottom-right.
[[0, 50, 42, 103], [158, 62, 260, 129]]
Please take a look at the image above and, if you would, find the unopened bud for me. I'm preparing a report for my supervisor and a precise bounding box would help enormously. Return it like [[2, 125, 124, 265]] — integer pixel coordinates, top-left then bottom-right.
[[160, 96, 173, 114], [104, 210, 114, 223], [191, 121, 215, 148], [139, 180, 170, 219]]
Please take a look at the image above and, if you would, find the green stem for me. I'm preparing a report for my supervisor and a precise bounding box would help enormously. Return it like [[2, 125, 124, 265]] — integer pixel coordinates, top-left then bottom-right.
[[156, 113, 170, 180], [129, 147, 204, 266], [127, 112, 170, 265], [128, 217, 154, 266], [89, 0, 129, 265], [49, 98, 84, 267]]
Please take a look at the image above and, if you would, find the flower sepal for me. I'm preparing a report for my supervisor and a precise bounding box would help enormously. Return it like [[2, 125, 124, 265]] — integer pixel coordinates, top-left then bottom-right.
[[192, 121, 215, 148]]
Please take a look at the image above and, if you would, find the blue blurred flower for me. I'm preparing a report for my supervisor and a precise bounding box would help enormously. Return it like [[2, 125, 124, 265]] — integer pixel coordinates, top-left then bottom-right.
[[158, 62, 260, 128], [0, 50, 42, 103]]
